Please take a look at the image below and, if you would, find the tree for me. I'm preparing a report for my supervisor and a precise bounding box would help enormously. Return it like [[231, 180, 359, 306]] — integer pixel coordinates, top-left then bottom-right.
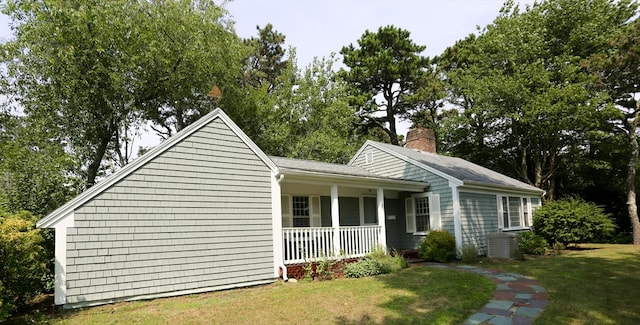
[[589, 17, 640, 244], [339, 25, 430, 145], [255, 54, 363, 163], [242, 23, 288, 93], [0, 113, 80, 216], [1, 0, 244, 187], [438, 0, 637, 200]]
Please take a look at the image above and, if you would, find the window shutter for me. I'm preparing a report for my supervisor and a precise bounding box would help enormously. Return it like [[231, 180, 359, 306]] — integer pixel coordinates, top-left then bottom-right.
[[310, 196, 321, 227], [496, 196, 504, 229], [281, 195, 292, 227], [429, 194, 441, 230], [405, 197, 416, 233]]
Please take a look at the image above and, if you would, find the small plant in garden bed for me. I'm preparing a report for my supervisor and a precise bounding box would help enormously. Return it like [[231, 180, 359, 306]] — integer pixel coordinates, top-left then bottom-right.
[[344, 247, 408, 278]]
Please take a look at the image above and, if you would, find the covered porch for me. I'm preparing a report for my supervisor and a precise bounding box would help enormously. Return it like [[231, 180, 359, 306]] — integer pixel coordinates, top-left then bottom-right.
[[272, 157, 428, 265]]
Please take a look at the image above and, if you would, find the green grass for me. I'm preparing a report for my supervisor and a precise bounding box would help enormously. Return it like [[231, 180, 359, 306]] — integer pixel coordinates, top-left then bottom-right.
[[11, 244, 640, 324], [481, 244, 640, 325], [14, 267, 493, 325]]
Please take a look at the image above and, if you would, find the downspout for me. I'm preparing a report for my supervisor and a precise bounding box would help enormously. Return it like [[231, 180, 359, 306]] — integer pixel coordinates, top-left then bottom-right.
[[276, 173, 288, 281]]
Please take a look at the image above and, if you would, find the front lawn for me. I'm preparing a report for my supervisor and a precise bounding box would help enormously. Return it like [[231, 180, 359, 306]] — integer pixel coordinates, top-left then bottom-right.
[[484, 244, 640, 325], [10, 244, 640, 324], [18, 267, 493, 325]]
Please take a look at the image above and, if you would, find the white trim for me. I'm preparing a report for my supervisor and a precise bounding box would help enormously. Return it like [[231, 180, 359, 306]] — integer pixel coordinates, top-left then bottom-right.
[[459, 187, 545, 197], [450, 182, 463, 251], [278, 170, 428, 192], [358, 196, 365, 226], [37, 109, 279, 229], [331, 185, 340, 256], [461, 181, 545, 196], [271, 173, 283, 278], [377, 187, 387, 251], [53, 211, 74, 305], [498, 194, 534, 231]]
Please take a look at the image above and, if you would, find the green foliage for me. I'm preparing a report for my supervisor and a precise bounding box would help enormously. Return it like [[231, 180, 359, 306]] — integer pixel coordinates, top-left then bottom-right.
[[344, 248, 407, 278], [0, 210, 48, 316], [1, 0, 245, 187], [0, 114, 80, 216], [339, 25, 431, 145], [533, 198, 615, 246], [459, 245, 479, 263], [344, 259, 385, 278], [256, 55, 364, 163], [419, 230, 456, 263], [0, 281, 10, 322], [437, 0, 637, 201], [517, 231, 549, 255]]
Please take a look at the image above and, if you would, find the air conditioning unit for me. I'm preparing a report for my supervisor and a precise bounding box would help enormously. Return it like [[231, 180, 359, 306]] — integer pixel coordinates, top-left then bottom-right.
[[487, 232, 518, 258]]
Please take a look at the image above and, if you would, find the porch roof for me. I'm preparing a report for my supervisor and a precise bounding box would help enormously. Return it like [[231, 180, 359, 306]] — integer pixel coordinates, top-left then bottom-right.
[[271, 156, 428, 190]]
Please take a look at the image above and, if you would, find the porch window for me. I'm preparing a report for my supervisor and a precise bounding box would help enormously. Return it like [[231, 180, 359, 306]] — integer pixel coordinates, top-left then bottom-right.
[[415, 197, 430, 232], [292, 196, 310, 227], [405, 193, 441, 235]]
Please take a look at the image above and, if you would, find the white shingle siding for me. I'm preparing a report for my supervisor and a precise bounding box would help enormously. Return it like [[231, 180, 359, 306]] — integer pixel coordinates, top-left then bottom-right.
[[64, 118, 275, 307]]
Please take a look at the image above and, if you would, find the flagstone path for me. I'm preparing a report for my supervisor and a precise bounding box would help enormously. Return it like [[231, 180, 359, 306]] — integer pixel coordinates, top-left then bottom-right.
[[418, 263, 548, 325]]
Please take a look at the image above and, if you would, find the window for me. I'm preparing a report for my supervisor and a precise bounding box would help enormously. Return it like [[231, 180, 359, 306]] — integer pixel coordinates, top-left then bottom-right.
[[292, 196, 310, 227], [415, 197, 430, 232], [499, 196, 536, 229], [365, 152, 374, 164], [405, 193, 440, 235]]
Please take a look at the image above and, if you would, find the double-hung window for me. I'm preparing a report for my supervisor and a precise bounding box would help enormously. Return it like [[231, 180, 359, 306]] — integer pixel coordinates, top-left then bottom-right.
[[281, 195, 321, 227], [292, 196, 310, 227], [405, 193, 441, 235], [499, 196, 540, 230]]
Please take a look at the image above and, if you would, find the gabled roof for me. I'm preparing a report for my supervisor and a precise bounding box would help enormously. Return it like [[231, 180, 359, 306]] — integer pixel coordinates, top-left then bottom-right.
[[271, 156, 428, 189], [37, 109, 277, 228], [353, 140, 544, 194]]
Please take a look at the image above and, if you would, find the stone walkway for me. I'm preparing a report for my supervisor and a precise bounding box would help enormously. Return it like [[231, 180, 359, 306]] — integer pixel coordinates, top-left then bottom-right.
[[420, 263, 548, 325]]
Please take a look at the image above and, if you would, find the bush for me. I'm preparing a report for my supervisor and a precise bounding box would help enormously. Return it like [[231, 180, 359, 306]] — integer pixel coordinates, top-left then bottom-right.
[[459, 244, 479, 263], [419, 229, 456, 263], [344, 259, 385, 278], [517, 231, 548, 255], [0, 210, 48, 316], [0, 281, 10, 322], [533, 198, 615, 246], [344, 248, 407, 278]]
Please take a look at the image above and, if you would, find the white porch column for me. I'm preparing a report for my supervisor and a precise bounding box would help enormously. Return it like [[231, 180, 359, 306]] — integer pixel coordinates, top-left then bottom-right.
[[376, 187, 387, 252], [331, 184, 340, 256]]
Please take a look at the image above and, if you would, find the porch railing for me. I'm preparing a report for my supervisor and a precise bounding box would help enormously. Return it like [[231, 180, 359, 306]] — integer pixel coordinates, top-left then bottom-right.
[[283, 225, 381, 264]]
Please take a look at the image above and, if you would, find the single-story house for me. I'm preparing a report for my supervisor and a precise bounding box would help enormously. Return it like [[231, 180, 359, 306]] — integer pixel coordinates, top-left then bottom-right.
[[37, 109, 544, 308]]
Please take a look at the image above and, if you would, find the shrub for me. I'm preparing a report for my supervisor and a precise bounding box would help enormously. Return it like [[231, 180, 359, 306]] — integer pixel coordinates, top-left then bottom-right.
[[419, 229, 456, 263], [344, 259, 385, 278], [0, 281, 10, 322], [517, 231, 548, 255], [344, 248, 407, 278], [0, 210, 48, 316], [533, 198, 615, 246], [459, 244, 479, 263]]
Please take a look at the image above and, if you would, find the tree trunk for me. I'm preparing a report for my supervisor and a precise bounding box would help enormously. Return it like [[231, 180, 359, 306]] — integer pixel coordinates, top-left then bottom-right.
[[624, 110, 640, 245], [387, 105, 398, 145], [86, 122, 115, 188]]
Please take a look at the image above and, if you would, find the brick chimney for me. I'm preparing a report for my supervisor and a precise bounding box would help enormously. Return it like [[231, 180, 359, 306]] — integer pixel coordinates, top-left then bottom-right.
[[405, 128, 436, 153]]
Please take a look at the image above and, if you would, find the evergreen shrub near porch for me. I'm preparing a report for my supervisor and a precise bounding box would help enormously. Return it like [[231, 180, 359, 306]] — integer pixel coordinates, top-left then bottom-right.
[[419, 229, 456, 263]]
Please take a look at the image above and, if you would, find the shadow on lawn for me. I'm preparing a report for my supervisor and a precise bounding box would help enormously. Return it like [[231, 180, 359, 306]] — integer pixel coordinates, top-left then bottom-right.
[[495, 246, 640, 324], [334, 266, 494, 325]]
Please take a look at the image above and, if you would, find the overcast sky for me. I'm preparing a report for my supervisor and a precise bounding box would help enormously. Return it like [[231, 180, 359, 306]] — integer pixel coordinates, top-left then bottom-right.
[[225, 0, 536, 67], [0, 0, 535, 146]]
